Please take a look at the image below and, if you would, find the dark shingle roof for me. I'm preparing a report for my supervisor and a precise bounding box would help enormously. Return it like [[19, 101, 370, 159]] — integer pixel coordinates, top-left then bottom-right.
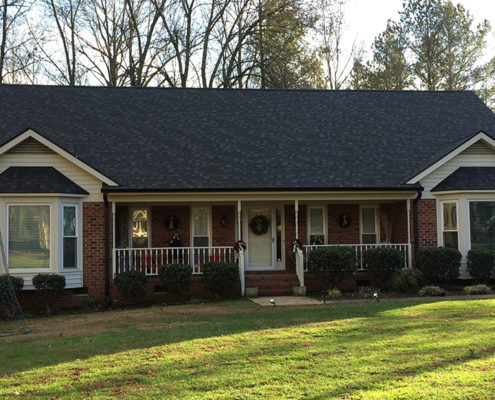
[[0, 85, 493, 191], [0, 167, 88, 194], [432, 167, 495, 192]]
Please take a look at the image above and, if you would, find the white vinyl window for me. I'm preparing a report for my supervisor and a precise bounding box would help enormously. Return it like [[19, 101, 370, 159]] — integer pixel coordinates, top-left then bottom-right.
[[192, 207, 210, 247], [8, 205, 50, 269], [469, 201, 495, 250], [63, 205, 78, 269], [308, 207, 325, 245], [130, 208, 149, 248], [441, 202, 458, 250], [361, 207, 377, 244]]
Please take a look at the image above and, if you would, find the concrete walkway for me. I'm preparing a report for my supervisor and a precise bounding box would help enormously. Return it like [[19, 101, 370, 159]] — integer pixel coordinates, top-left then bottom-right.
[[249, 296, 322, 306]]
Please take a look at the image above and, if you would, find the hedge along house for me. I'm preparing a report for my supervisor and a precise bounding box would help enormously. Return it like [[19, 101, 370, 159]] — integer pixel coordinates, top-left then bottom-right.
[[0, 86, 494, 301]]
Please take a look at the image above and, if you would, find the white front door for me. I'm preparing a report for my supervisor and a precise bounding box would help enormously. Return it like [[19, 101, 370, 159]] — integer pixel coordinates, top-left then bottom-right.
[[246, 206, 275, 270]]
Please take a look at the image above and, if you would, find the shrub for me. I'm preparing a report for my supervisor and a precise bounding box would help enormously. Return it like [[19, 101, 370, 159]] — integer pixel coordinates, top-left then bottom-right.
[[364, 247, 404, 280], [467, 249, 495, 283], [464, 284, 492, 295], [415, 247, 461, 284], [114, 270, 148, 303], [32, 273, 66, 314], [327, 288, 342, 300], [392, 269, 422, 293], [418, 285, 446, 297], [202, 262, 239, 298], [159, 264, 192, 296], [0, 274, 24, 293], [356, 286, 380, 299], [0, 275, 24, 314], [307, 246, 356, 285]]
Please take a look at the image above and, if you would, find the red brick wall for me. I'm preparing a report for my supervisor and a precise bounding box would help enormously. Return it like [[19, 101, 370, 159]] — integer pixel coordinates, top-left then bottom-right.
[[379, 201, 408, 243], [327, 204, 360, 244], [212, 205, 236, 246], [83, 202, 112, 300], [285, 205, 307, 268], [417, 199, 437, 248], [151, 206, 190, 247]]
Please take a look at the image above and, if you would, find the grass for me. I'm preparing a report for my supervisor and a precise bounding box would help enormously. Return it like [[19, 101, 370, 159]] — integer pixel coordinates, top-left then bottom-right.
[[1, 298, 495, 399]]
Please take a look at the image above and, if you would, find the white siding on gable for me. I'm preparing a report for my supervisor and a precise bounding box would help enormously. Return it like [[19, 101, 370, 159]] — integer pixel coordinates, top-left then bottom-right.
[[0, 139, 103, 202], [420, 139, 495, 199]]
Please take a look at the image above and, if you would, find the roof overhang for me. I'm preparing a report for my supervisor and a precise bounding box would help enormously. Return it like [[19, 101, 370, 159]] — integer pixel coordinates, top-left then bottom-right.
[[406, 131, 495, 184], [0, 128, 119, 186]]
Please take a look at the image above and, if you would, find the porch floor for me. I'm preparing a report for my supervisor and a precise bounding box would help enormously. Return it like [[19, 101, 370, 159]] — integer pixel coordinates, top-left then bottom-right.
[[249, 296, 322, 307]]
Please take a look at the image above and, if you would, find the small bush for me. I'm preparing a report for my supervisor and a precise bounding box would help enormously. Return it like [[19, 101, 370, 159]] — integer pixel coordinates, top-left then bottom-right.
[[114, 270, 148, 303], [0, 275, 24, 293], [364, 247, 404, 280], [392, 269, 422, 293], [357, 286, 380, 299], [159, 264, 192, 296], [464, 284, 492, 295], [203, 262, 239, 298], [307, 246, 356, 285], [418, 285, 446, 297], [467, 249, 495, 283], [32, 273, 66, 314], [327, 288, 342, 300], [415, 247, 461, 284]]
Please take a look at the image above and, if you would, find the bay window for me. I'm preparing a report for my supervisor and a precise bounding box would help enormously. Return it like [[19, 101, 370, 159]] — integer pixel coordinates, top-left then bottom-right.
[[63, 205, 78, 268], [8, 205, 50, 269], [442, 202, 458, 249], [470, 201, 495, 250]]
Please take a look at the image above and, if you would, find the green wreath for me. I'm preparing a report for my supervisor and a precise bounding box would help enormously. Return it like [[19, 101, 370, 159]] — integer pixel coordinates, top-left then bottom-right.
[[249, 215, 270, 235]]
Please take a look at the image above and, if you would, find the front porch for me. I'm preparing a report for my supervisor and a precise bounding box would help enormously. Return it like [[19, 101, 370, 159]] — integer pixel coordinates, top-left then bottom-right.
[[109, 193, 415, 295]]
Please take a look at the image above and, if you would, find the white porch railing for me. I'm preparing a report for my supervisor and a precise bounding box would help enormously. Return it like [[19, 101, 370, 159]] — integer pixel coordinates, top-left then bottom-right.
[[303, 243, 410, 271], [113, 246, 236, 276]]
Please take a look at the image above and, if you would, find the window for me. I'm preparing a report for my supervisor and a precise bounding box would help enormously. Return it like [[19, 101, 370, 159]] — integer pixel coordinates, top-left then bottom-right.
[[361, 207, 377, 244], [192, 207, 210, 247], [131, 208, 149, 248], [308, 207, 325, 245], [470, 201, 495, 250], [442, 202, 458, 249], [63, 205, 78, 268], [8, 205, 50, 269]]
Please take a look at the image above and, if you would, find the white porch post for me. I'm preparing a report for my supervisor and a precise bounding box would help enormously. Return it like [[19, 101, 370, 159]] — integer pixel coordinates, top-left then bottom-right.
[[407, 199, 412, 268], [295, 200, 299, 240], [112, 201, 116, 275], [237, 200, 245, 296]]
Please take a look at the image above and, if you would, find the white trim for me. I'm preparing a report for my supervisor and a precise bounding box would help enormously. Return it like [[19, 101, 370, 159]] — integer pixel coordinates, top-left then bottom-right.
[[61, 204, 80, 270], [307, 205, 328, 245], [0, 129, 118, 186], [407, 132, 495, 184], [6, 203, 53, 273], [0, 193, 87, 198], [191, 206, 212, 248], [433, 190, 495, 195], [129, 207, 151, 248], [467, 199, 495, 251], [360, 205, 380, 244], [439, 200, 459, 249]]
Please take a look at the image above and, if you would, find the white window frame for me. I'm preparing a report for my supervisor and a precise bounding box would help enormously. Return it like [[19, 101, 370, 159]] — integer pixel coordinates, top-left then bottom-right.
[[360, 205, 379, 244], [191, 206, 212, 248], [307, 205, 327, 245], [62, 204, 79, 269], [6, 203, 53, 273], [129, 207, 151, 248], [440, 200, 459, 249], [467, 199, 495, 251]]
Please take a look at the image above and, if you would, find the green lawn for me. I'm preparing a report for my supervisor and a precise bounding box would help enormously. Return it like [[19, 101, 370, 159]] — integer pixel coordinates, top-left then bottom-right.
[[1, 298, 495, 399]]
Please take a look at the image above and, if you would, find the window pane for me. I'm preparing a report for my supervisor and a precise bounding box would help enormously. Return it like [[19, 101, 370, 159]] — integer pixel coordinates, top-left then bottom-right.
[[443, 232, 458, 249], [310, 234, 325, 245], [193, 208, 208, 236], [63, 237, 77, 268], [193, 237, 209, 247], [470, 202, 495, 250], [309, 208, 324, 235], [443, 203, 457, 231], [63, 206, 76, 236], [8, 205, 50, 269], [132, 209, 148, 248], [362, 233, 377, 244], [362, 208, 376, 234]]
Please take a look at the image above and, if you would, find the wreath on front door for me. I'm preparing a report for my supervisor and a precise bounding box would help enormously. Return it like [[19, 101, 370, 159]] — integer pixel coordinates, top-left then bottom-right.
[[249, 215, 270, 235]]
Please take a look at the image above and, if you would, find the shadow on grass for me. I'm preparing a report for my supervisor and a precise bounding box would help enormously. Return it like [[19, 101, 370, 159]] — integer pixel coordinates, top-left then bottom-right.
[[0, 298, 490, 379]]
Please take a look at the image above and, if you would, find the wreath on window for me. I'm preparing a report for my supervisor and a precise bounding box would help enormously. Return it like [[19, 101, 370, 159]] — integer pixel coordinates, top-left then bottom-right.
[[338, 213, 351, 228], [249, 215, 270, 235], [165, 215, 179, 231]]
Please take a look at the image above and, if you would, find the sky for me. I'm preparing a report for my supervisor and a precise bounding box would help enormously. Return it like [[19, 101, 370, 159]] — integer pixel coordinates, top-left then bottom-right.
[[343, 0, 495, 61]]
